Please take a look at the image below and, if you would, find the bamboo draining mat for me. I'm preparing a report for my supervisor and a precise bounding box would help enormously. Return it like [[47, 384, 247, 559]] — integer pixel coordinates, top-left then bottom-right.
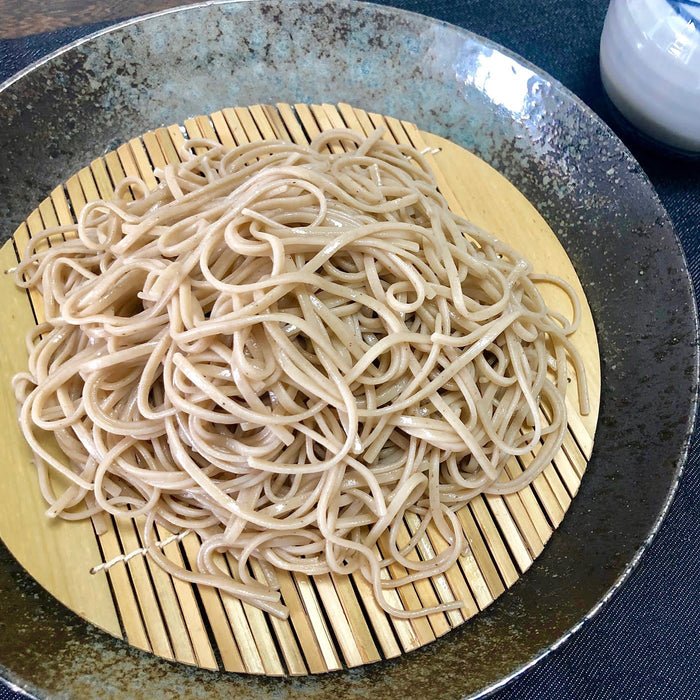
[[0, 103, 600, 676]]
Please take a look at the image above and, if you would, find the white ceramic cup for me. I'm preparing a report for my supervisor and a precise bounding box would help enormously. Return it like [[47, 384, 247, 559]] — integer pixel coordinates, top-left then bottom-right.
[[600, 0, 700, 154]]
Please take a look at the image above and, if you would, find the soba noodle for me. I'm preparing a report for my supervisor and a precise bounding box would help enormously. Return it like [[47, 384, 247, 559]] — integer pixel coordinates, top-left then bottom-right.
[[12, 127, 588, 619]]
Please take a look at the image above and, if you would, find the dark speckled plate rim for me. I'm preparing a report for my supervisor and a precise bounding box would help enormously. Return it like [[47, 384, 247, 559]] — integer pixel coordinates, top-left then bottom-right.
[[0, 1, 697, 697]]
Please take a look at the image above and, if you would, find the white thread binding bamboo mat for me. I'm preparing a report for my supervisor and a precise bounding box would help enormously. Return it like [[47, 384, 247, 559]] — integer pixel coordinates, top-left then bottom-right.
[[0, 103, 600, 675]]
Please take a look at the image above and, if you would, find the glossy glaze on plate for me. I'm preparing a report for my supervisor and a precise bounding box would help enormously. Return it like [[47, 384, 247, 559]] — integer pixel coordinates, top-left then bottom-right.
[[0, 1, 696, 698]]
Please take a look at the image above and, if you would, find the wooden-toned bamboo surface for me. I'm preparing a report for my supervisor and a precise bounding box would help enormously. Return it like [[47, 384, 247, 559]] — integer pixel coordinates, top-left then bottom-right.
[[0, 103, 600, 676]]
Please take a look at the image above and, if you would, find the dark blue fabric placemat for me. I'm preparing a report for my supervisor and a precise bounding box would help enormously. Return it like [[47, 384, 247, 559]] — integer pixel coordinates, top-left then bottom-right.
[[1, 1, 699, 698]]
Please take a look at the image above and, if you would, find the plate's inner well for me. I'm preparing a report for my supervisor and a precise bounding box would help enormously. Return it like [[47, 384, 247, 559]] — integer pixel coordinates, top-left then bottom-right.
[[0, 103, 600, 676]]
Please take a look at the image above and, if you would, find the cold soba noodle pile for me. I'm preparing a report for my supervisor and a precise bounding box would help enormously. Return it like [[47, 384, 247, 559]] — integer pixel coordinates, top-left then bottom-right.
[[13, 128, 588, 619]]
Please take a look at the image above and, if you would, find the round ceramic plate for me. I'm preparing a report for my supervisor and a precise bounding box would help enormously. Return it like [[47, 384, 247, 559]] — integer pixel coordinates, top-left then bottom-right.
[[0, 2, 696, 698]]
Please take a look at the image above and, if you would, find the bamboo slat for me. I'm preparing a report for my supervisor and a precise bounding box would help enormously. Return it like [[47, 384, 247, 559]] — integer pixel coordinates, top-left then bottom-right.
[[0, 104, 600, 676]]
